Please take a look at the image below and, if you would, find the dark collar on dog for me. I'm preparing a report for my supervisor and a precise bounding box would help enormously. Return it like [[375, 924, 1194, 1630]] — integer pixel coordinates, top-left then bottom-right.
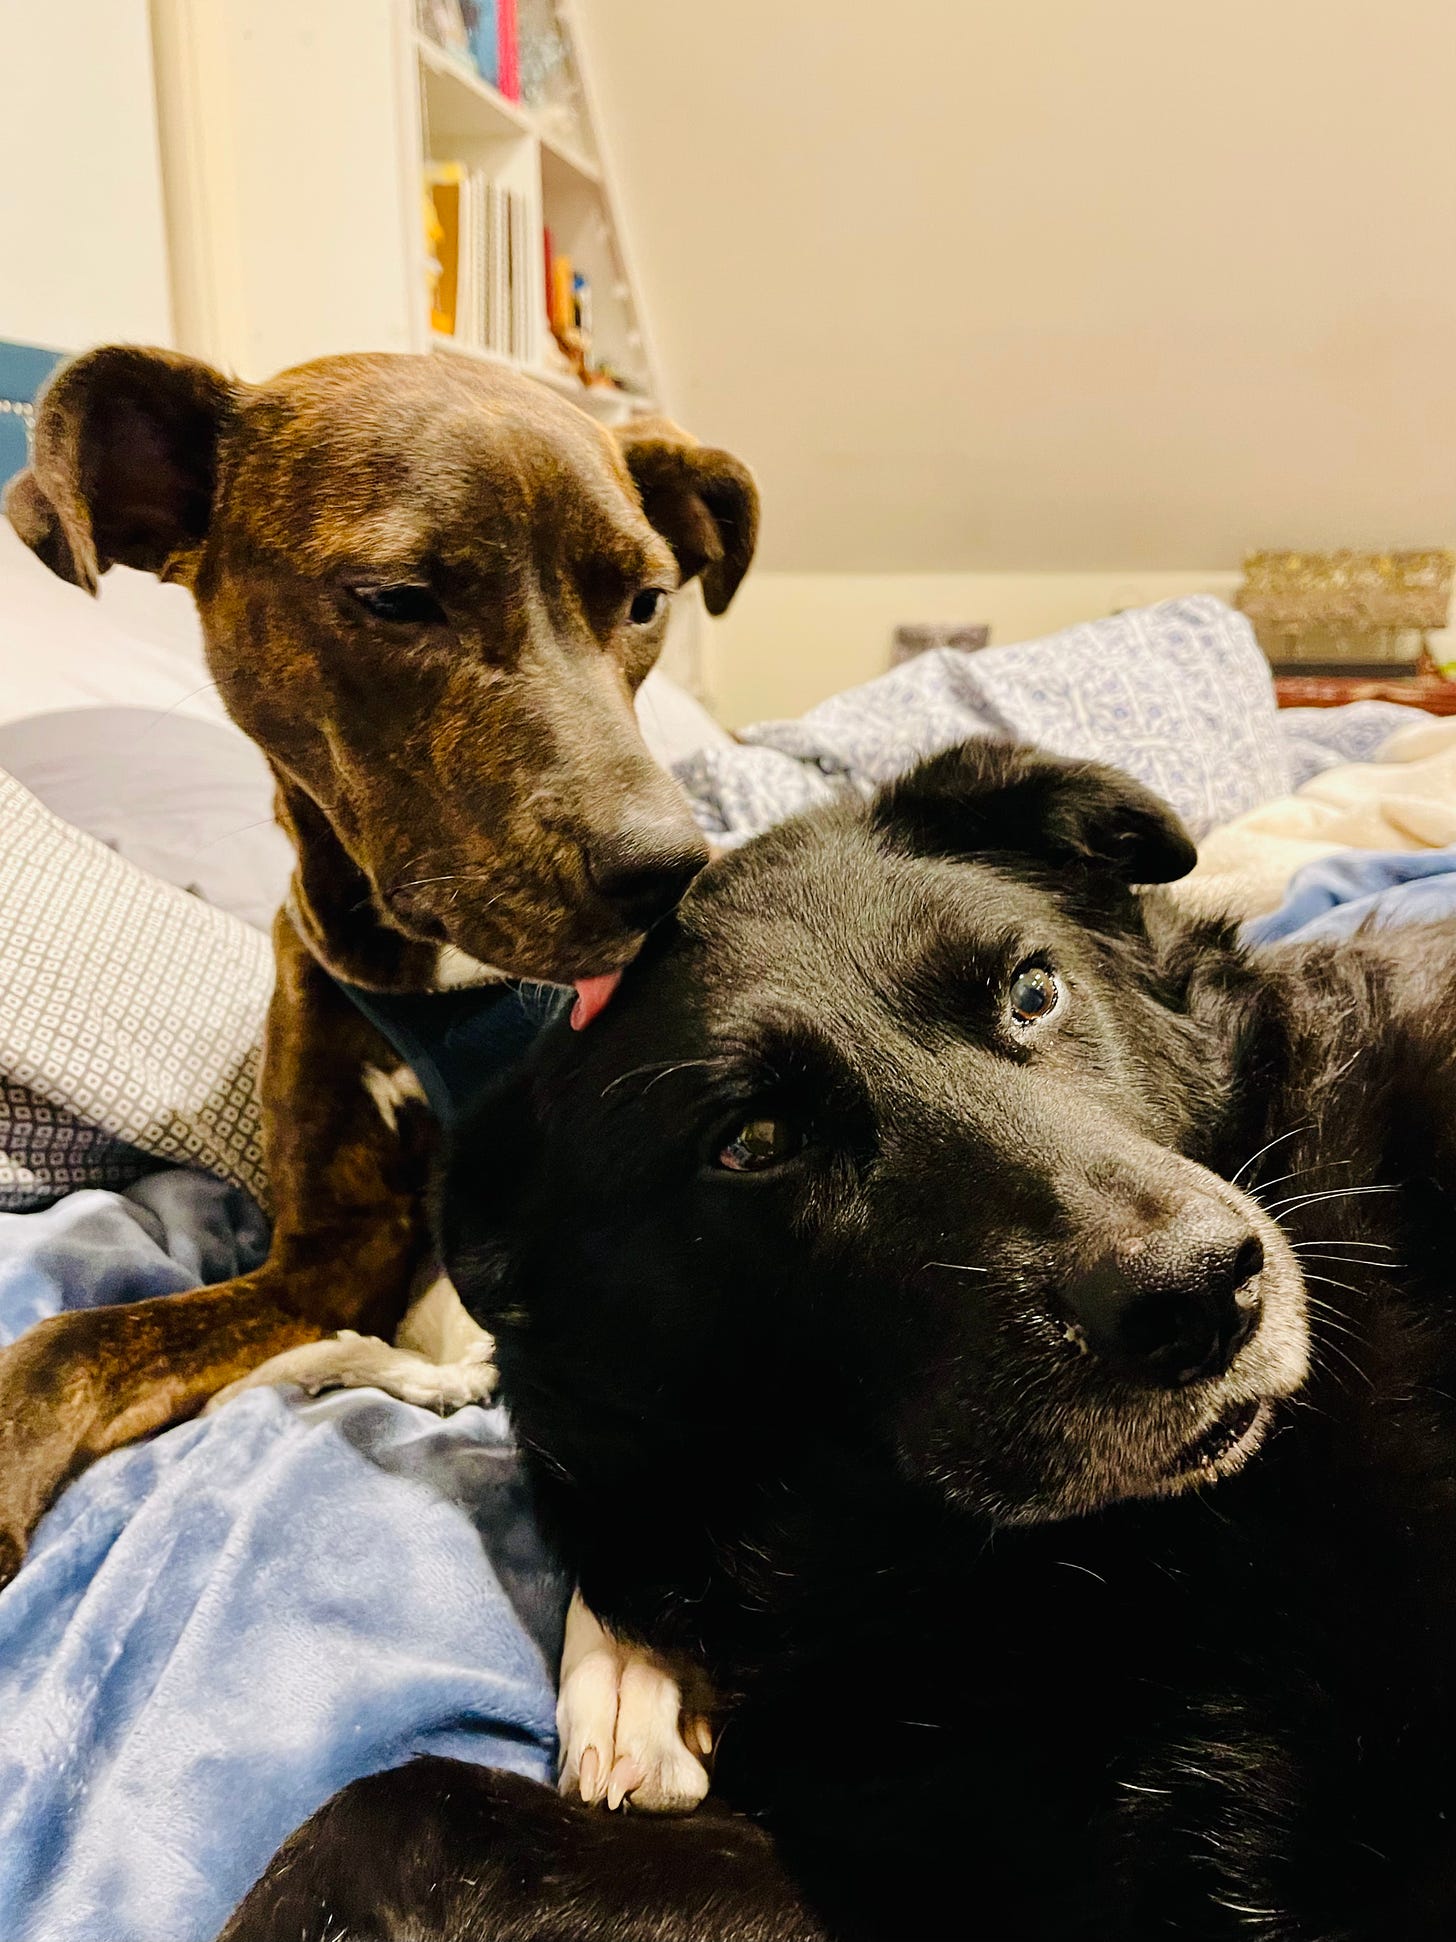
[[332, 978, 569, 1130]]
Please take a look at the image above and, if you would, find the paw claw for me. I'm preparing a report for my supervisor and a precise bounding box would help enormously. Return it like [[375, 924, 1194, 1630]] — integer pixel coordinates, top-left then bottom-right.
[[576, 1745, 603, 1803], [607, 1756, 645, 1811], [556, 1595, 713, 1814]]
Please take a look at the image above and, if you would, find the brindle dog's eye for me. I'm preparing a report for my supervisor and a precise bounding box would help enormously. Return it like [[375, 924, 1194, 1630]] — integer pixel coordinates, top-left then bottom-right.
[[628, 587, 670, 626], [1009, 965, 1060, 1025], [350, 583, 446, 626], [717, 1117, 804, 1173]]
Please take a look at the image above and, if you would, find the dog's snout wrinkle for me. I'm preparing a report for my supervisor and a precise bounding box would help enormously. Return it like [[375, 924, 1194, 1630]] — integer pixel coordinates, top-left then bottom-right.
[[1066, 1202, 1265, 1389]]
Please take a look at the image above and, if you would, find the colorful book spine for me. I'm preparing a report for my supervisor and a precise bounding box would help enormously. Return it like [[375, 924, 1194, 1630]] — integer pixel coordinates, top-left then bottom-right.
[[551, 253, 575, 337], [511, 192, 530, 359], [468, 0, 499, 87], [497, 0, 519, 100], [424, 164, 464, 336]]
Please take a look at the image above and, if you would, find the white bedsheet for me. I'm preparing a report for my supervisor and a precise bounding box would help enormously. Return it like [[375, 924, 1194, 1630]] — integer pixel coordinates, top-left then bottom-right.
[[0, 522, 230, 729]]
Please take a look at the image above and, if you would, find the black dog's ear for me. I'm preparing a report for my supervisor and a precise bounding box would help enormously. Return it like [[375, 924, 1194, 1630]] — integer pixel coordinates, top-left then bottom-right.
[[615, 416, 760, 615], [3, 345, 237, 594], [873, 740, 1198, 885]]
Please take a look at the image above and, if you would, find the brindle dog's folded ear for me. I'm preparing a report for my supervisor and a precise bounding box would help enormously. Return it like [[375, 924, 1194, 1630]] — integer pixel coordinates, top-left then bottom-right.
[[873, 739, 1198, 886], [615, 417, 759, 615], [3, 345, 237, 594]]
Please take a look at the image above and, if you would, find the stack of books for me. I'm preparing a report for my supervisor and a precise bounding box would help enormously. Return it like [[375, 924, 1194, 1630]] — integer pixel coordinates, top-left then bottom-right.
[[417, 0, 520, 100], [427, 165, 533, 360]]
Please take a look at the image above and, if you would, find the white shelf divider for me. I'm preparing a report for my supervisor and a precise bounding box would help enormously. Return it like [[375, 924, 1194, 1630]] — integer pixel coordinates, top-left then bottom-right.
[[416, 34, 533, 141]]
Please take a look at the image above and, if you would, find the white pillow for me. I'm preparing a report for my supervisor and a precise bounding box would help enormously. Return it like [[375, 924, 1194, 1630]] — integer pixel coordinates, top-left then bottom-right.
[[0, 522, 230, 729], [635, 667, 733, 768]]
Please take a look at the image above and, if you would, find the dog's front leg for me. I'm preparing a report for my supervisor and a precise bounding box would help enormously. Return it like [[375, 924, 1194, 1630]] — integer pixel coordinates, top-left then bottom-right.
[[0, 913, 433, 1586]]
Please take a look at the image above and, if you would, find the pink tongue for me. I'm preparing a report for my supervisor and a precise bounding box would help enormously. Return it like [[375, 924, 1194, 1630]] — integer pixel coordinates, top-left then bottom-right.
[[570, 970, 624, 1031]]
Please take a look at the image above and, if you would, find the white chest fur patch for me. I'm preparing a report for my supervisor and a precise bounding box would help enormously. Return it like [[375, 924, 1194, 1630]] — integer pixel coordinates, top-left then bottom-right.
[[362, 1061, 427, 1132], [433, 944, 507, 990]]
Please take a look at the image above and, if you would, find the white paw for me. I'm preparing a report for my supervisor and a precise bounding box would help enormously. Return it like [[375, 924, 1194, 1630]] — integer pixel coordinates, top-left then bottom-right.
[[557, 1598, 711, 1814], [205, 1332, 498, 1414], [383, 1337, 499, 1409]]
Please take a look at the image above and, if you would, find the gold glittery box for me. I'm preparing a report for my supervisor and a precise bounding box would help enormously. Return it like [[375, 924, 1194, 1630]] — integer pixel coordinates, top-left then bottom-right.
[[1237, 550, 1453, 674]]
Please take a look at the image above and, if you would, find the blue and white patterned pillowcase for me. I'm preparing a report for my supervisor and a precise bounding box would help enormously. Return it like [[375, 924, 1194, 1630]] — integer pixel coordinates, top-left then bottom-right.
[[681, 597, 1291, 844], [940, 598, 1290, 837]]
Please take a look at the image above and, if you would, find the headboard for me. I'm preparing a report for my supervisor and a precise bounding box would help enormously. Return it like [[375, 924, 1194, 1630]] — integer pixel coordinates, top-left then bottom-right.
[[0, 341, 65, 487]]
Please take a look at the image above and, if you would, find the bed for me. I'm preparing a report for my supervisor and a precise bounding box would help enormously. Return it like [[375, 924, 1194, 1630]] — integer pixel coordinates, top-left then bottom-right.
[[5, 342, 1456, 1940]]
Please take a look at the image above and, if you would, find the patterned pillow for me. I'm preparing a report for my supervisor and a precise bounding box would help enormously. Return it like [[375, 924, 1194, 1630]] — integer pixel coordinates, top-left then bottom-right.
[[682, 598, 1290, 845], [0, 769, 269, 1212], [0, 707, 292, 931]]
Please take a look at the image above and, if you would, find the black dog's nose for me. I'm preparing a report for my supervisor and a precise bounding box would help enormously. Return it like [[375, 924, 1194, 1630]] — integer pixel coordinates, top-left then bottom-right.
[[588, 823, 709, 931], [1067, 1208, 1264, 1389]]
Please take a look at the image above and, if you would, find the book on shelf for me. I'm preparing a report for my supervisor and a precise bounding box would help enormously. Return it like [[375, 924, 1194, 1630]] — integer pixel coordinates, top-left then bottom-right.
[[467, 0, 499, 87], [511, 193, 530, 361], [419, 0, 518, 102], [545, 237, 604, 382], [550, 249, 575, 338], [425, 164, 463, 335], [497, 0, 520, 100], [427, 163, 534, 362]]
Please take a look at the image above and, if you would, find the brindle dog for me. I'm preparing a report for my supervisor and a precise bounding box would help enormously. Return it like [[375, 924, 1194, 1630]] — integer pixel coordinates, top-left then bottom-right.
[[0, 343, 758, 1585]]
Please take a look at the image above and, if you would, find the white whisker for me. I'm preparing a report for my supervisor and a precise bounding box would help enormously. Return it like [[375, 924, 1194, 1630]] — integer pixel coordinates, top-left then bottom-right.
[[1265, 1185, 1396, 1215], [1228, 1124, 1311, 1187], [1250, 1160, 1353, 1198], [1294, 1250, 1400, 1270], [600, 1057, 729, 1100], [1290, 1238, 1396, 1253]]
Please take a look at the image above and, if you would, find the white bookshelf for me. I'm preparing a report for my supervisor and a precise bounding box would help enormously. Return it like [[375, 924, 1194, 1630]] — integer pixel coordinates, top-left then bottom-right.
[[407, 16, 657, 428], [152, 0, 662, 424]]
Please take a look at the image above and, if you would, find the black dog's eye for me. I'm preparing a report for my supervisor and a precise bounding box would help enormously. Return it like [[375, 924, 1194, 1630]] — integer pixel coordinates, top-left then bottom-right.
[[349, 583, 446, 626], [1009, 965, 1060, 1025], [717, 1117, 804, 1173], [628, 587, 670, 626]]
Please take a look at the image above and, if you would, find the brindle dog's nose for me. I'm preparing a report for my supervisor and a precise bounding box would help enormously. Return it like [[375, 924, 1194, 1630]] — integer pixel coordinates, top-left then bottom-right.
[[1067, 1206, 1264, 1388], [588, 822, 709, 930]]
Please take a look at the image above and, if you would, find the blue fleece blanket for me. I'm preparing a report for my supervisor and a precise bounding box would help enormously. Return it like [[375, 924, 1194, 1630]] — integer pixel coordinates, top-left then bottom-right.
[[0, 1175, 565, 1942], [1243, 845, 1456, 947]]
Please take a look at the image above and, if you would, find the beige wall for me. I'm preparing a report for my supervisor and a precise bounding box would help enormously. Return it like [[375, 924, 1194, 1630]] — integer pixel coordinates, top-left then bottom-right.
[[578, 0, 1456, 718], [0, 0, 172, 350], [581, 0, 1456, 573]]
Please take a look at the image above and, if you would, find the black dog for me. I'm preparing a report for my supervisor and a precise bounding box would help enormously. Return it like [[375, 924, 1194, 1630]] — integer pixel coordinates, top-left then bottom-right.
[[224, 742, 1456, 1941]]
